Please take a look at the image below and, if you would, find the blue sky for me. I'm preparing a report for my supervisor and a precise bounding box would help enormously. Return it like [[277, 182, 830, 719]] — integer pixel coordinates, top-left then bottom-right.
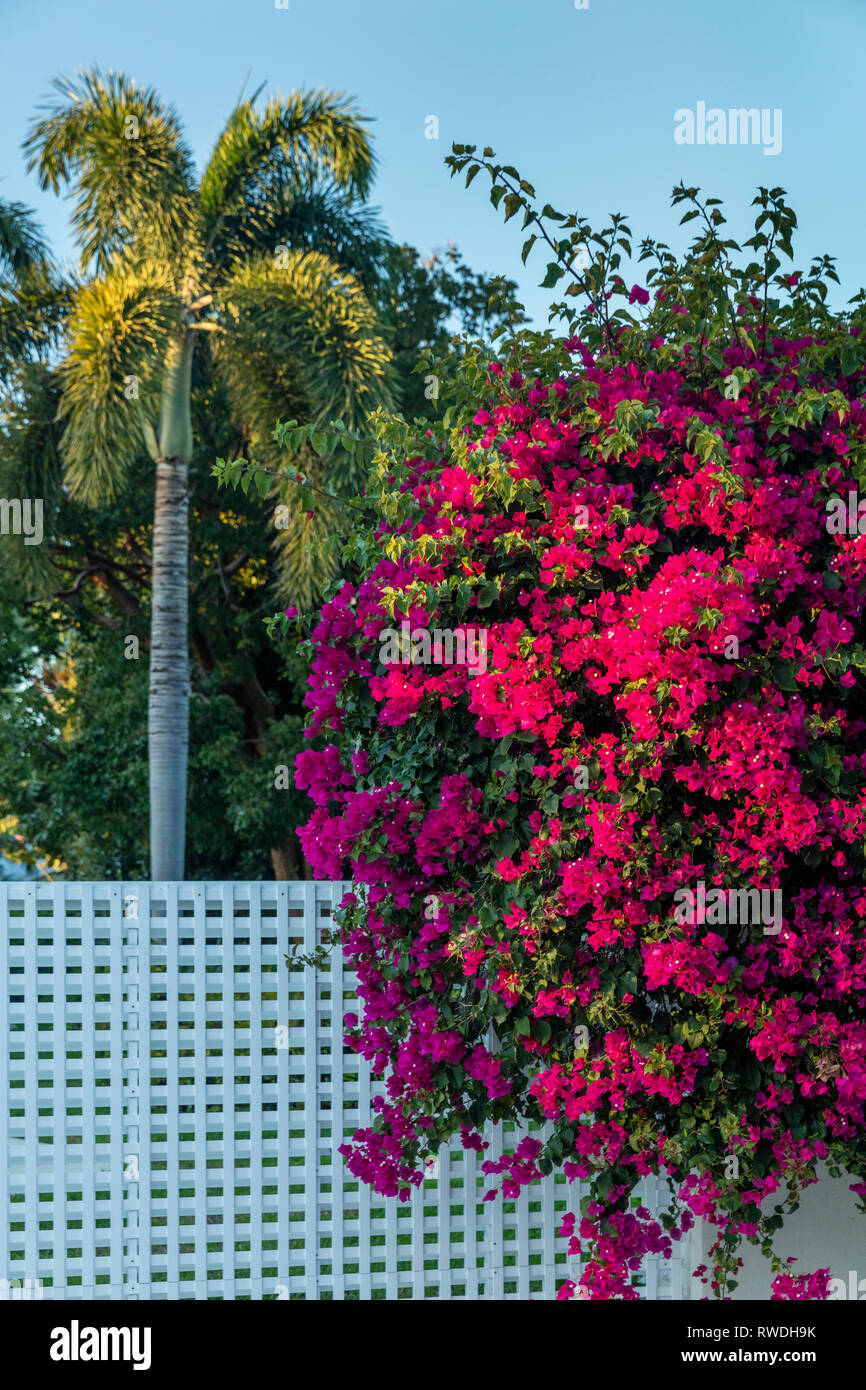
[[0, 0, 863, 325]]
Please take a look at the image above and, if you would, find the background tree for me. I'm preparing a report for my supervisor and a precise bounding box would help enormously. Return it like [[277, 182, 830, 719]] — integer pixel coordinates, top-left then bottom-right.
[[23, 68, 392, 878], [375, 241, 527, 419], [0, 192, 521, 879]]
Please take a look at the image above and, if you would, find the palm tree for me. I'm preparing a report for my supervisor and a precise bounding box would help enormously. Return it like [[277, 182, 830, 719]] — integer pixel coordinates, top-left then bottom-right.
[[0, 198, 65, 375], [24, 69, 392, 880]]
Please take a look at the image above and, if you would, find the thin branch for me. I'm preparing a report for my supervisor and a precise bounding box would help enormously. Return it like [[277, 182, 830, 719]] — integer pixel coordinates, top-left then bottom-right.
[[223, 549, 251, 578], [123, 530, 152, 568], [51, 566, 99, 599]]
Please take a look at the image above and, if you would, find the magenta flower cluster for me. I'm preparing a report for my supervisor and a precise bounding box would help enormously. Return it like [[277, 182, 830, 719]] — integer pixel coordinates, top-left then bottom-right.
[[291, 323, 866, 1298]]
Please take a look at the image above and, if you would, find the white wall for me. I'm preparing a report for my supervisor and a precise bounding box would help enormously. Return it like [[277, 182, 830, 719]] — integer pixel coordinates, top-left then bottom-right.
[[690, 1165, 866, 1300]]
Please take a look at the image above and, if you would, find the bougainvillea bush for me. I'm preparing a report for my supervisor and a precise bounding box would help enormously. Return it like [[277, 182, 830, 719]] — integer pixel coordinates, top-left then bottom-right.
[[263, 164, 866, 1298]]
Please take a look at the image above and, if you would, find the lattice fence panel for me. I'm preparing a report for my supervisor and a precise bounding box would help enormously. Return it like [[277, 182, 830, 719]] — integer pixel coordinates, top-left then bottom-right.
[[0, 882, 691, 1300]]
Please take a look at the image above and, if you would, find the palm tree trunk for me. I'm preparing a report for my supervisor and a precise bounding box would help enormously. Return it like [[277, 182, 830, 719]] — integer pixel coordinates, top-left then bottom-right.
[[149, 335, 193, 880], [270, 839, 299, 880]]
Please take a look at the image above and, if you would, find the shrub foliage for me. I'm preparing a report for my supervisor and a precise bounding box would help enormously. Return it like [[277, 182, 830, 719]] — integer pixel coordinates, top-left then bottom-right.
[[281, 165, 866, 1298]]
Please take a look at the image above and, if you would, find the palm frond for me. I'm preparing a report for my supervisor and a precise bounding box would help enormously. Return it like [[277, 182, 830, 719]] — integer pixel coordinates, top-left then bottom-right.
[[0, 264, 71, 379], [0, 198, 49, 276], [214, 177, 388, 289], [269, 477, 347, 610], [0, 198, 66, 376], [23, 67, 196, 271], [217, 249, 393, 444], [199, 90, 376, 255], [57, 261, 181, 502], [0, 361, 66, 593], [217, 249, 392, 606]]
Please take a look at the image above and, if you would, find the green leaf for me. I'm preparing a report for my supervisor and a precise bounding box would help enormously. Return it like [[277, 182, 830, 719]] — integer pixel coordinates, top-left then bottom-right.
[[841, 346, 858, 377], [595, 1171, 614, 1198], [772, 661, 799, 692], [503, 193, 523, 223]]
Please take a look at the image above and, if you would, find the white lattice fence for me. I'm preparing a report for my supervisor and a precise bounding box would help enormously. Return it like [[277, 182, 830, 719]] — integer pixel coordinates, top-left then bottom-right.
[[0, 881, 692, 1300]]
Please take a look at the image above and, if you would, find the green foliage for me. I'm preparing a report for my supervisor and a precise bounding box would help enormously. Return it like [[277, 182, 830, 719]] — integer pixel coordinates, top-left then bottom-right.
[[198, 88, 376, 240], [19, 67, 393, 599], [0, 199, 67, 378], [0, 199, 50, 275], [375, 242, 526, 418], [0, 613, 305, 879], [0, 235, 509, 875], [446, 144, 847, 365], [0, 75, 528, 877], [57, 260, 181, 500], [24, 68, 197, 271]]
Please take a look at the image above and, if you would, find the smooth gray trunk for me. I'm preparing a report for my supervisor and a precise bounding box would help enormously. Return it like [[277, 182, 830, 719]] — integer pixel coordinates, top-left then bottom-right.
[[148, 335, 193, 880]]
